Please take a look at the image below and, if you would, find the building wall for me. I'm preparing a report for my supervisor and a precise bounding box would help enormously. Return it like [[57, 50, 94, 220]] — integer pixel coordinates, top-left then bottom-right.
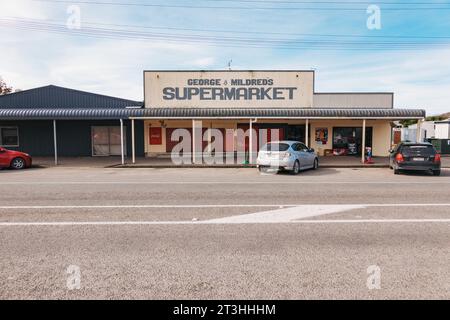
[[0, 120, 54, 156], [0, 120, 145, 157], [309, 120, 391, 156], [313, 93, 393, 108], [435, 123, 450, 139], [145, 119, 392, 157]]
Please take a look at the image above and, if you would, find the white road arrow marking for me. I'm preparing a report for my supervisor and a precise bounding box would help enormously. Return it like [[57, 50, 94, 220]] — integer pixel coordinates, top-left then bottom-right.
[[205, 205, 367, 223]]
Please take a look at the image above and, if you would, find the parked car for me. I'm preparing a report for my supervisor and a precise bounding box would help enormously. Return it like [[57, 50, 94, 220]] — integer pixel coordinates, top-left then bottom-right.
[[256, 141, 319, 174], [389, 142, 441, 176], [0, 147, 32, 170]]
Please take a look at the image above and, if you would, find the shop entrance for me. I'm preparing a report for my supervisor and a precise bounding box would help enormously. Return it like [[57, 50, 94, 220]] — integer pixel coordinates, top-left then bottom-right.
[[91, 126, 126, 156], [332, 127, 372, 156], [285, 125, 306, 143]]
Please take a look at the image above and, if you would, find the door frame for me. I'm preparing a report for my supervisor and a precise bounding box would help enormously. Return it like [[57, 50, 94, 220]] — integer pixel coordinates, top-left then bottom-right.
[[91, 126, 127, 157]]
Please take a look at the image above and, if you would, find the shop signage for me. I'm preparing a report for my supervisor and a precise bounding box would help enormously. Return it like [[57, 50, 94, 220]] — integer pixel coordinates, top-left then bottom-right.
[[144, 71, 314, 108], [149, 127, 162, 145]]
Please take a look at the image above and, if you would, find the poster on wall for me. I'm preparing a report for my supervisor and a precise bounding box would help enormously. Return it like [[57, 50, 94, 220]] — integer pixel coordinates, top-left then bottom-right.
[[149, 127, 162, 145], [315, 128, 328, 145]]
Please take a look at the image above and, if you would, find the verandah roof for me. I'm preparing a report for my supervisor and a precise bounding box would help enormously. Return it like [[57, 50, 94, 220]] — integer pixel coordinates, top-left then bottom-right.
[[0, 107, 425, 120]]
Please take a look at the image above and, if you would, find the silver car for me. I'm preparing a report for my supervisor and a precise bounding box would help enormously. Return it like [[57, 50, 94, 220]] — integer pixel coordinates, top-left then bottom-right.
[[256, 141, 319, 174]]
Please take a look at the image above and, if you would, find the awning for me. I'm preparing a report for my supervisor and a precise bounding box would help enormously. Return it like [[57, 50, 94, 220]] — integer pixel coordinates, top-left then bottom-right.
[[0, 107, 425, 120]]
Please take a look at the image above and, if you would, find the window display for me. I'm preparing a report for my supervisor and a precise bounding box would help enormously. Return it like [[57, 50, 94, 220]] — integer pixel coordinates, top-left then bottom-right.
[[332, 127, 372, 156]]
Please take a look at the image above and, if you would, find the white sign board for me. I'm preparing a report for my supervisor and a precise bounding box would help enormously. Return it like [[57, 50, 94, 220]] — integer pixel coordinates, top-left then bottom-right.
[[144, 71, 314, 108]]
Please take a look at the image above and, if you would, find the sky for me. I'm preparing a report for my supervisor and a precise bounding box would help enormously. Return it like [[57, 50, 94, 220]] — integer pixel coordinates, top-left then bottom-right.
[[1, 0, 450, 115]]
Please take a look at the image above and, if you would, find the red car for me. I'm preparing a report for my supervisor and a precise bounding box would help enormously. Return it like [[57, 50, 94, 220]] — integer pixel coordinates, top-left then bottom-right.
[[0, 147, 32, 169]]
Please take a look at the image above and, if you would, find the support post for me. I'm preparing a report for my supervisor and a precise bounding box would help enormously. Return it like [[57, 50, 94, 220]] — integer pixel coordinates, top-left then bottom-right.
[[305, 119, 309, 147], [416, 119, 422, 142], [131, 119, 136, 164], [120, 119, 125, 165], [362, 119, 366, 164], [53, 120, 58, 166], [192, 119, 196, 163], [249, 118, 253, 164]]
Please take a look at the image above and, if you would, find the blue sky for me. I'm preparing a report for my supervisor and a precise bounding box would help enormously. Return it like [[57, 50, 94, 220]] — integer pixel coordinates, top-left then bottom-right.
[[1, 0, 450, 115]]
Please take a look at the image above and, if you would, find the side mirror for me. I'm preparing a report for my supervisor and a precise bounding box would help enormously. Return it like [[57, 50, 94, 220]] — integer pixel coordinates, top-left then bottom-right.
[[0, 147, 5, 153], [309, 148, 315, 153], [388, 149, 394, 153]]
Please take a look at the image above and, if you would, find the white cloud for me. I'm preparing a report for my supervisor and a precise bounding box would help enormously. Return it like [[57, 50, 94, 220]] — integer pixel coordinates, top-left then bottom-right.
[[0, 2, 449, 116], [0, 0, 49, 19], [191, 57, 216, 68], [272, 47, 450, 115]]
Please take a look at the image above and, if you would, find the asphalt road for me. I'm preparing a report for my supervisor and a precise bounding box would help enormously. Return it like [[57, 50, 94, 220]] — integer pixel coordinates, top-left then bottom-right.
[[0, 166, 449, 299]]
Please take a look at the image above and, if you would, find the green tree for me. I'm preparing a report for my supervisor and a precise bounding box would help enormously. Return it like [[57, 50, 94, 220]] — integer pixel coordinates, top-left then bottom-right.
[[399, 119, 418, 127], [0, 77, 13, 95]]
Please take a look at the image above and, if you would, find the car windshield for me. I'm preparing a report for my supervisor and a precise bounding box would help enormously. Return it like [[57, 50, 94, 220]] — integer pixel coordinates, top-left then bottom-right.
[[261, 143, 290, 152], [401, 145, 435, 156]]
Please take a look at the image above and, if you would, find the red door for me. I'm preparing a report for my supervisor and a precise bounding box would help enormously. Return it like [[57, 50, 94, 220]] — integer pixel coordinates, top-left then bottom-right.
[[166, 128, 192, 153], [165, 127, 210, 153], [237, 124, 260, 151], [265, 128, 285, 143]]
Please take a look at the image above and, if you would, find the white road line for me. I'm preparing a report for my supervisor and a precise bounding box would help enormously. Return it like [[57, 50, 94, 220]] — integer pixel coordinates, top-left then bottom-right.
[[206, 205, 367, 223], [1, 203, 450, 210], [1, 181, 450, 185], [0, 219, 449, 227]]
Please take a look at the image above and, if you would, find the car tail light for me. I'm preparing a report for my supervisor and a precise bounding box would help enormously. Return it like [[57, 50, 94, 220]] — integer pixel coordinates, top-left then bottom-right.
[[281, 152, 291, 158], [395, 153, 404, 163], [434, 153, 441, 163]]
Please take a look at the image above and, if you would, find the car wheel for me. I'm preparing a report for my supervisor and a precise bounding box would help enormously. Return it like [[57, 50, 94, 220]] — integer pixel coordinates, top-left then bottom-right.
[[10, 157, 26, 170], [291, 160, 300, 175], [394, 168, 400, 175], [312, 158, 319, 170], [433, 170, 441, 176]]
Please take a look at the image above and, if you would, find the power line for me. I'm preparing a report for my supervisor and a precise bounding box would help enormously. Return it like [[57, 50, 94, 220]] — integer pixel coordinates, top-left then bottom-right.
[[6, 16, 450, 40], [1, 18, 448, 51], [207, 0, 450, 6], [2, 18, 446, 45], [31, 0, 450, 11], [208, 0, 450, 4]]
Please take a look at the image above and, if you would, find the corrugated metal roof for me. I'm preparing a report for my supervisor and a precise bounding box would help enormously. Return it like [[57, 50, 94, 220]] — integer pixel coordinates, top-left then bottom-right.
[[0, 108, 425, 120], [137, 108, 425, 119], [0, 85, 142, 109]]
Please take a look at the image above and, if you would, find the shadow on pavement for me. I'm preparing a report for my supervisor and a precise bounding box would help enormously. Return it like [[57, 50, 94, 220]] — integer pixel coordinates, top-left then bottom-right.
[[394, 168, 450, 177], [262, 167, 340, 176]]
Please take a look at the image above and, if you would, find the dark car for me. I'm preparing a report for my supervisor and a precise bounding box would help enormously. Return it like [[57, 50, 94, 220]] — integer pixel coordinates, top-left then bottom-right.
[[389, 142, 441, 176], [0, 147, 32, 170]]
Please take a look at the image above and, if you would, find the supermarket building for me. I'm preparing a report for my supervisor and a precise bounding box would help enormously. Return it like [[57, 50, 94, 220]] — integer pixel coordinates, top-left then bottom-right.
[[0, 70, 425, 164]]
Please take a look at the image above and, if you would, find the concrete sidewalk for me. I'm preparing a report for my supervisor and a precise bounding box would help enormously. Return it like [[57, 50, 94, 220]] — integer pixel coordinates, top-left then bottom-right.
[[115, 155, 390, 168], [30, 155, 450, 169]]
